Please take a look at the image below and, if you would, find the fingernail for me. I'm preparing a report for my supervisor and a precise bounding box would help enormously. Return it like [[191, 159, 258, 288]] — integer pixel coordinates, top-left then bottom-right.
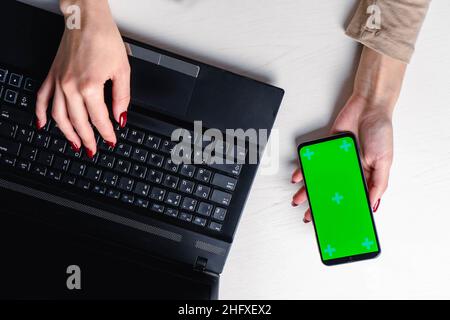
[[106, 141, 116, 149], [119, 111, 127, 128], [373, 198, 381, 212], [291, 179, 296, 184], [86, 148, 95, 159], [303, 217, 309, 223], [69, 142, 80, 153], [36, 119, 43, 130], [291, 200, 298, 207]]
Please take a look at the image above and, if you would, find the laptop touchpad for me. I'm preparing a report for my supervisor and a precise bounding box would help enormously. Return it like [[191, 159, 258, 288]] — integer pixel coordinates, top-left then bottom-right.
[[129, 55, 197, 118]]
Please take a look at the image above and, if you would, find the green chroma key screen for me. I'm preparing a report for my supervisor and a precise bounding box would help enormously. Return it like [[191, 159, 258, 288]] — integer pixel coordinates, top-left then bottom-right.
[[299, 134, 379, 264]]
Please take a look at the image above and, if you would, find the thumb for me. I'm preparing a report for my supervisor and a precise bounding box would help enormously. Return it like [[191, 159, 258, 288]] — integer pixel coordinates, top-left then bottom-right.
[[368, 161, 391, 212], [111, 67, 131, 127]]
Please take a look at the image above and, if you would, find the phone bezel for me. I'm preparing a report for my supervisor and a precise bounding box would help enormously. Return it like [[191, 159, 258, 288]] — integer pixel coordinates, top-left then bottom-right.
[[297, 132, 381, 266]]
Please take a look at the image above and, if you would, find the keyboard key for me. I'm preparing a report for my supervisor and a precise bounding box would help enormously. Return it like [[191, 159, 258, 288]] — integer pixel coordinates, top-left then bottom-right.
[[32, 164, 47, 177], [144, 134, 161, 149], [195, 168, 212, 183], [52, 156, 70, 171], [99, 139, 115, 152], [197, 202, 213, 216], [160, 140, 176, 153], [164, 158, 179, 173], [180, 164, 195, 178], [130, 164, 147, 179], [36, 150, 54, 166], [116, 143, 132, 157], [34, 133, 51, 148], [210, 189, 232, 206], [0, 106, 33, 128], [69, 162, 86, 176], [151, 203, 164, 213], [146, 169, 163, 184], [178, 179, 194, 194], [0, 137, 21, 156], [0, 121, 16, 138], [92, 185, 107, 195], [192, 216, 207, 227], [128, 129, 145, 144], [50, 123, 64, 137], [1, 155, 16, 167], [114, 159, 131, 174], [133, 182, 150, 197], [209, 163, 242, 176], [212, 207, 227, 221], [85, 167, 102, 181], [64, 145, 82, 158], [181, 197, 197, 212], [131, 147, 148, 163], [164, 192, 181, 206], [102, 171, 119, 187], [178, 212, 193, 222], [118, 177, 134, 192], [18, 94, 32, 108], [15, 127, 34, 143], [62, 174, 77, 186], [81, 151, 98, 163], [211, 173, 237, 191], [16, 160, 30, 171], [121, 193, 134, 204], [134, 198, 149, 208], [24, 78, 36, 92], [147, 153, 164, 167], [0, 68, 7, 83], [76, 179, 91, 190], [208, 221, 222, 232], [3, 89, 17, 104], [194, 184, 210, 199], [98, 153, 115, 169], [8, 73, 23, 88], [106, 189, 121, 199], [163, 174, 179, 189], [164, 207, 178, 218], [150, 187, 165, 202], [47, 170, 62, 181]]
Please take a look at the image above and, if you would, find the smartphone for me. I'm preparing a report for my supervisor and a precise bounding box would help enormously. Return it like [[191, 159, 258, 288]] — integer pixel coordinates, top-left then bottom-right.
[[298, 132, 380, 265]]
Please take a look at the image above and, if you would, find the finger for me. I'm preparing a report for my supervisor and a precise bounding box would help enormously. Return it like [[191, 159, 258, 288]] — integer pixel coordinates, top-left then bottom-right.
[[111, 65, 131, 127], [35, 73, 55, 129], [51, 84, 82, 151], [292, 187, 307, 206], [81, 83, 117, 147], [62, 85, 97, 157], [368, 161, 391, 212], [303, 208, 312, 223], [291, 167, 303, 183]]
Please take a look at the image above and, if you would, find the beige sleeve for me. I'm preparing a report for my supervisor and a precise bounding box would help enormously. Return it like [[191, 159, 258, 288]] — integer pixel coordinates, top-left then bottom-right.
[[345, 0, 431, 64]]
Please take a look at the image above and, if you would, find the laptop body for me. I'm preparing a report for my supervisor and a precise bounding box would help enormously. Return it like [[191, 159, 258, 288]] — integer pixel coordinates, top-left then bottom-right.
[[0, 0, 284, 299]]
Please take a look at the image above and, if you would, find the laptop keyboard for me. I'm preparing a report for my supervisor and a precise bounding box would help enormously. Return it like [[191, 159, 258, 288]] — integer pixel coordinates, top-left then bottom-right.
[[0, 66, 243, 234]]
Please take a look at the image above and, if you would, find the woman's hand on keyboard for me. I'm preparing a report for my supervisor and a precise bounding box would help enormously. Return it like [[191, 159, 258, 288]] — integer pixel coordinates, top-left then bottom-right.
[[291, 47, 406, 222], [35, 0, 130, 157]]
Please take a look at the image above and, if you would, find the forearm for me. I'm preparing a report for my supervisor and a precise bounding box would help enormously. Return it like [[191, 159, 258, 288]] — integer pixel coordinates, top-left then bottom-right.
[[353, 46, 407, 118]]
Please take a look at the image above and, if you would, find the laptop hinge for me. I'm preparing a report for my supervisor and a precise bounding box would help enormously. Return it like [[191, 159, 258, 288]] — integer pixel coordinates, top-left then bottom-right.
[[194, 256, 208, 271]]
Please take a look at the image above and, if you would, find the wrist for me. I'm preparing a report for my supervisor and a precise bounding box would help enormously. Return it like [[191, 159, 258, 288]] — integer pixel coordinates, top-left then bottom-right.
[[352, 46, 407, 117]]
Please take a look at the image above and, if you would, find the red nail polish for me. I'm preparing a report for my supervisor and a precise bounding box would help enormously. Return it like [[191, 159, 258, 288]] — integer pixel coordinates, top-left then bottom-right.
[[303, 218, 309, 223], [106, 141, 116, 149], [70, 142, 80, 153], [119, 111, 127, 128], [291, 201, 298, 207], [86, 148, 95, 159], [36, 119, 43, 130], [373, 199, 381, 212]]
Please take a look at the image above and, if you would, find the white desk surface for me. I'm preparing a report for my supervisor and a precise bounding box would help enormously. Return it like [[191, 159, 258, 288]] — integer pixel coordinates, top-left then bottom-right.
[[22, 0, 450, 299]]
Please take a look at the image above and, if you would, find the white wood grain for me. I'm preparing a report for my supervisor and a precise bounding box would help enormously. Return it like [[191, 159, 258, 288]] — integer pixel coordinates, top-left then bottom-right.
[[21, 0, 450, 299]]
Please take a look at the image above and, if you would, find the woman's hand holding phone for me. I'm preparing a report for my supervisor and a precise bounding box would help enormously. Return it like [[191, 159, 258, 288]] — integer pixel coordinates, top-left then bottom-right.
[[292, 47, 407, 222]]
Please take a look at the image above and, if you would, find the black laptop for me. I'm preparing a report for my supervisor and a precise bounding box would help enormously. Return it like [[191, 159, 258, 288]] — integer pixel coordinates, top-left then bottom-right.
[[0, 0, 284, 299]]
